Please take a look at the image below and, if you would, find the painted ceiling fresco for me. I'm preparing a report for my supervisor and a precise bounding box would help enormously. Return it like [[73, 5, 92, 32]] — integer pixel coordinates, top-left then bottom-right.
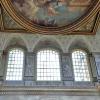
[[11, 0, 93, 27]]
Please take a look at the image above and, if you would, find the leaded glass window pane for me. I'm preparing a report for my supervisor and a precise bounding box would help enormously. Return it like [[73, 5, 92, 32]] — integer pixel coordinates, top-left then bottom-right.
[[37, 49, 61, 81], [6, 48, 24, 81], [72, 50, 90, 81]]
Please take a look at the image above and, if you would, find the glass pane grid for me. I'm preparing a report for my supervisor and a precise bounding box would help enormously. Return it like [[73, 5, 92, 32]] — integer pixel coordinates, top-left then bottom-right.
[[72, 50, 90, 81], [37, 49, 61, 81], [6, 48, 24, 81]]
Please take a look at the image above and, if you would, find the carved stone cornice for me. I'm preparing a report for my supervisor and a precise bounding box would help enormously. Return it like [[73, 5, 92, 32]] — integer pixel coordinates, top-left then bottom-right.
[[0, 86, 100, 95]]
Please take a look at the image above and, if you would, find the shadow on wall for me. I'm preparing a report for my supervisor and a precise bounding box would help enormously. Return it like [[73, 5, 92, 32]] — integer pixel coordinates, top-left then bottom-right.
[[4, 37, 27, 52], [68, 40, 91, 53], [33, 38, 63, 53]]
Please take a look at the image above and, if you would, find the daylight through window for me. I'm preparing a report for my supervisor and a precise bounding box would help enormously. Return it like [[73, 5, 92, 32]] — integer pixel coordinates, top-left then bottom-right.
[[37, 49, 61, 81], [72, 50, 90, 81], [6, 48, 24, 81]]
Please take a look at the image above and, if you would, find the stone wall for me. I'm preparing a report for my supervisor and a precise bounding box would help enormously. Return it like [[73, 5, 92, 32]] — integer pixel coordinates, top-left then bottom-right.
[[0, 96, 100, 100], [0, 25, 99, 53], [0, 26, 100, 97]]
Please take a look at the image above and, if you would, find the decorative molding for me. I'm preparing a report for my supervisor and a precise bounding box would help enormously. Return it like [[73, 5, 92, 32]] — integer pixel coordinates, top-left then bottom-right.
[[0, 86, 100, 95], [0, 4, 4, 31], [93, 11, 100, 33]]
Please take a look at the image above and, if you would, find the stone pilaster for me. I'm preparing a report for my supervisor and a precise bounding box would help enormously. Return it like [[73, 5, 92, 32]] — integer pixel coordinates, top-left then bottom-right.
[[24, 52, 36, 86], [0, 51, 3, 76], [93, 53, 100, 82], [89, 53, 98, 82], [61, 53, 74, 86], [0, 50, 4, 85]]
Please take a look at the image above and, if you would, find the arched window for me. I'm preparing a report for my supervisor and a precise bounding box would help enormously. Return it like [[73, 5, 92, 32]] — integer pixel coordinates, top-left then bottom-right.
[[37, 49, 61, 81], [72, 50, 91, 81], [6, 48, 24, 81]]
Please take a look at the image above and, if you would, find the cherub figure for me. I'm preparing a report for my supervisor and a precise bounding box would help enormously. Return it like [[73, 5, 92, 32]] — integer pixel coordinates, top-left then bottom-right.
[[33, 0, 68, 16]]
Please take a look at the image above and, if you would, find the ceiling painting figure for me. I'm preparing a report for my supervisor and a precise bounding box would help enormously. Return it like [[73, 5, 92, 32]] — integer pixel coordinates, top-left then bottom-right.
[[12, 0, 93, 27]]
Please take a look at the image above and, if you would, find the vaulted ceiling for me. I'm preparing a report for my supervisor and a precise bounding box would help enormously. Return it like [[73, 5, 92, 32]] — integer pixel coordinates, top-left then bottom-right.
[[0, 0, 100, 35]]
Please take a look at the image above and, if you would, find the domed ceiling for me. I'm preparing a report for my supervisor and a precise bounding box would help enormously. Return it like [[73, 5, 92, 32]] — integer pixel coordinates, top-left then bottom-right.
[[12, 0, 93, 27], [1, 0, 100, 34]]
